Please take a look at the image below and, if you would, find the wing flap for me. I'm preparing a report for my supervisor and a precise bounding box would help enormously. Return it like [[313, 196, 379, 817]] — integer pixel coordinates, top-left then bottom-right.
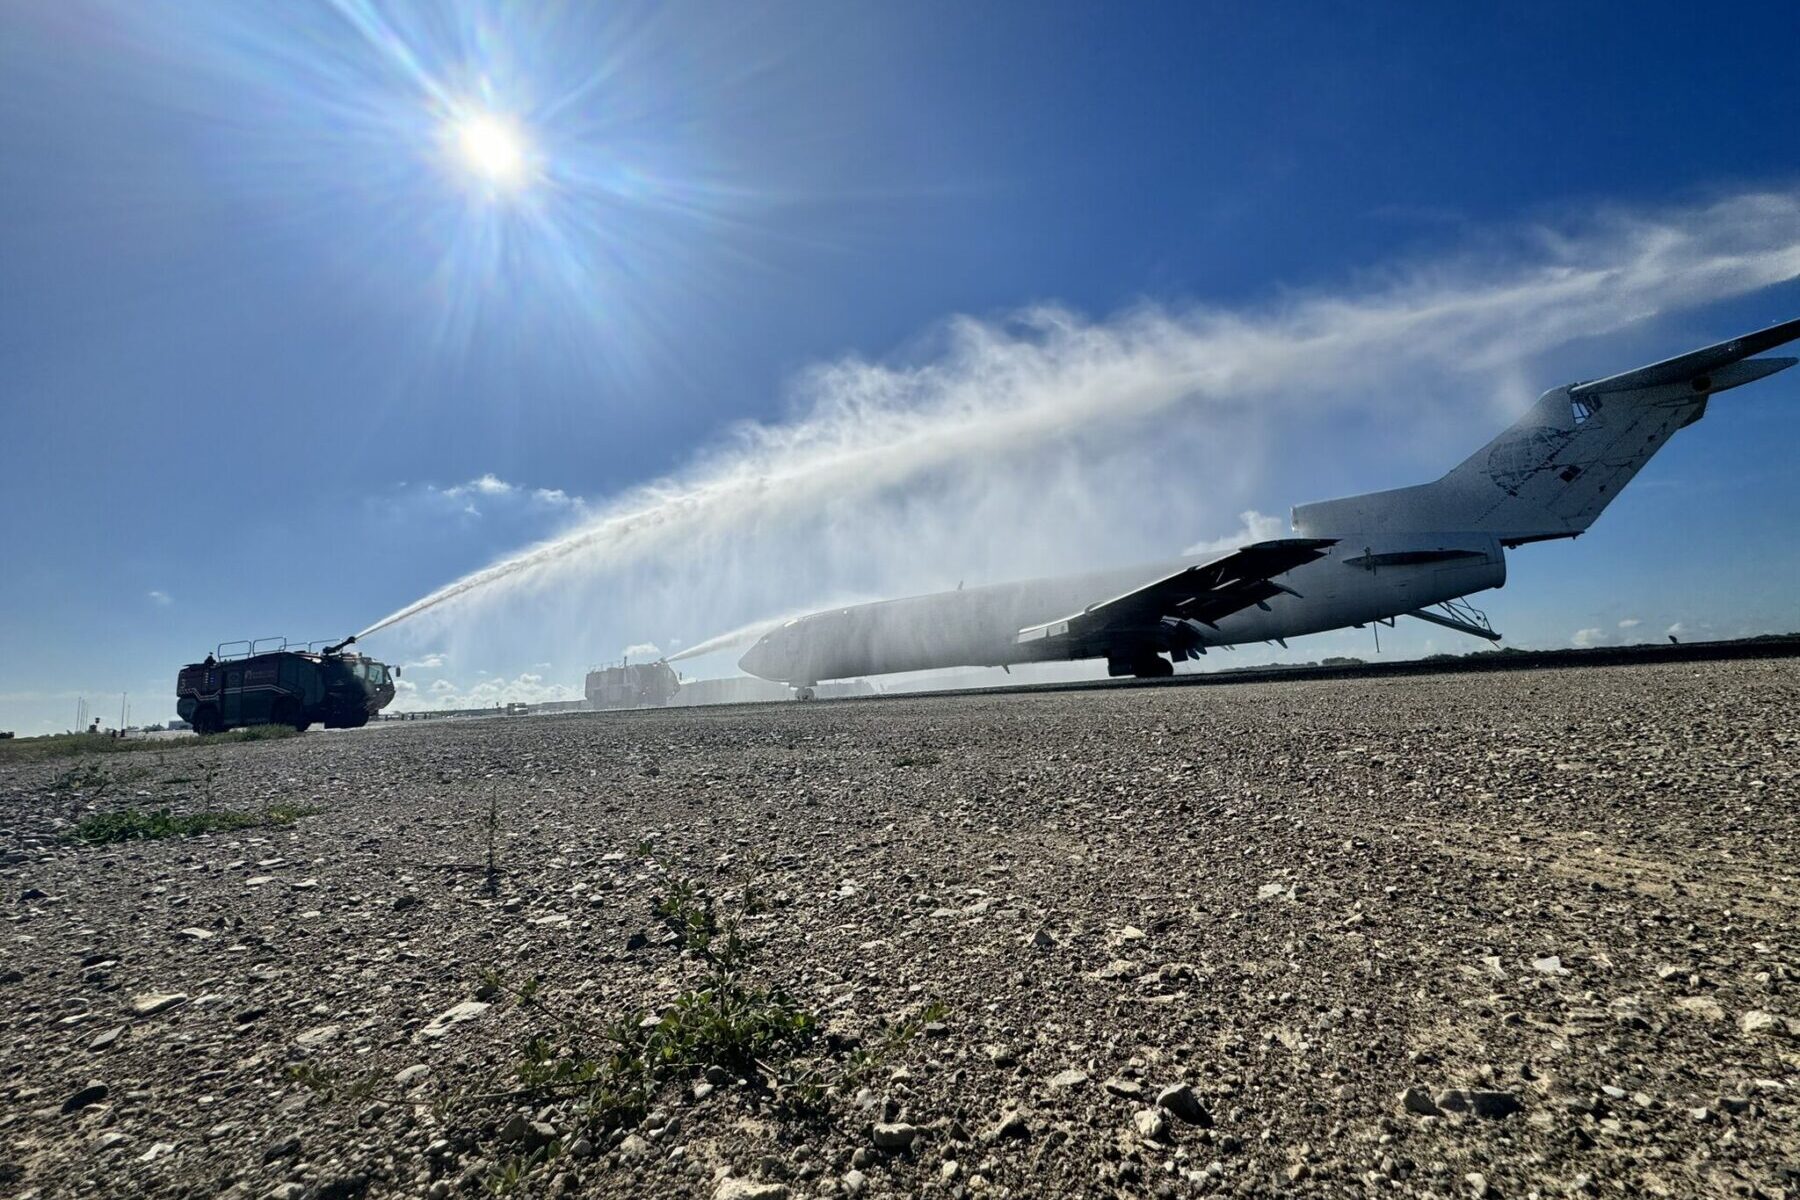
[[1016, 538, 1333, 646]]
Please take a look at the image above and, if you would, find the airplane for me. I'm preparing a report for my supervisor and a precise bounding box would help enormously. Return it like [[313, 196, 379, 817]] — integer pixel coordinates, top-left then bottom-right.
[[737, 317, 1800, 699]]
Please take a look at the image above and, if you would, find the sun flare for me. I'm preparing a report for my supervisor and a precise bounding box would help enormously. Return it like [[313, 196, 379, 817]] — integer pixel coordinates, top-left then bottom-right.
[[452, 111, 530, 189]]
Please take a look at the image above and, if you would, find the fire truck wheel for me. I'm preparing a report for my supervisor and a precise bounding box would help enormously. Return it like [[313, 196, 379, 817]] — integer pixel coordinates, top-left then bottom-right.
[[273, 698, 308, 733]]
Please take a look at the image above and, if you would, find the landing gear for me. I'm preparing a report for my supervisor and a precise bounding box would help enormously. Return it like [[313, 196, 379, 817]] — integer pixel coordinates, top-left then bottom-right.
[[1107, 653, 1174, 679], [794, 686, 816, 702]]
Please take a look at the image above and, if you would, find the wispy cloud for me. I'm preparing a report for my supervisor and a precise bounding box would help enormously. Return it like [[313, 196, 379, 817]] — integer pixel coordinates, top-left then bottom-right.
[[357, 189, 1800, 669], [1617, 617, 1641, 629], [148, 590, 172, 606], [394, 474, 590, 520]]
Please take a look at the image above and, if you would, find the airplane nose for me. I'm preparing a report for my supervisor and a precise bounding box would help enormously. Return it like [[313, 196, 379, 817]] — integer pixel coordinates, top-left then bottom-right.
[[738, 638, 777, 680]]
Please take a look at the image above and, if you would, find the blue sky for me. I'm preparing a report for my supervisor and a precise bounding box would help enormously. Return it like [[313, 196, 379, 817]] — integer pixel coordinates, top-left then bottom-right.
[[3, 2, 1800, 731]]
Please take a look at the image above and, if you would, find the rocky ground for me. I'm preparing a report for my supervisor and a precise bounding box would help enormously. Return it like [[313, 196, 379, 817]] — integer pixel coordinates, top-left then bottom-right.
[[3, 659, 1798, 1200]]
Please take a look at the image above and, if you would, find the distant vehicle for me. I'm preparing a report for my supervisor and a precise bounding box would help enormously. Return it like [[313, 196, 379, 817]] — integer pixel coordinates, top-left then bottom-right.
[[738, 318, 1800, 698], [177, 636, 397, 733], [585, 659, 680, 710]]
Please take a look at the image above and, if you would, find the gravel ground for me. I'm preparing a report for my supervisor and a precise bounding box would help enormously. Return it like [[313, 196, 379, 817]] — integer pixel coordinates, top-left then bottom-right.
[[3, 659, 1798, 1200]]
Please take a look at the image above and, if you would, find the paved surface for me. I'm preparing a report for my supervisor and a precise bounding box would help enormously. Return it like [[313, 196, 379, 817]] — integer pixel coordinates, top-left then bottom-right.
[[3, 659, 1797, 1199]]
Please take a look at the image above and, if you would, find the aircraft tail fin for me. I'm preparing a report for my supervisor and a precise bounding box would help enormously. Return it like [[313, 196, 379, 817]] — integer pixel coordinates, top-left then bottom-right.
[[1292, 318, 1800, 544]]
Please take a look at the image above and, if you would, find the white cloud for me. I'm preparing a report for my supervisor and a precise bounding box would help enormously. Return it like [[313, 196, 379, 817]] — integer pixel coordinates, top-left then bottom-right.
[[1617, 617, 1641, 629], [413, 474, 589, 520], [621, 642, 661, 660], [148, 590, 172, 606], [1667, 622, 1686, 636], [404, 653, 448, 670], [462, 474, 515, 497], [1571, 628, 1607, 648], [393, 671, 581, 712]]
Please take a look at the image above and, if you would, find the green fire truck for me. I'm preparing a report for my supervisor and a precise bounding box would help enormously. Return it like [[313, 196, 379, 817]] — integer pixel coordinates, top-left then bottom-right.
[[176, 637, 398, 734]]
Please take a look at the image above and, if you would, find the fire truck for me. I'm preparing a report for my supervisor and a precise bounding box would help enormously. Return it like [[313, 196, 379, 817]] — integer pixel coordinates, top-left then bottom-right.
[[584, 659, 679, 710], [176, 637, 397, 734]]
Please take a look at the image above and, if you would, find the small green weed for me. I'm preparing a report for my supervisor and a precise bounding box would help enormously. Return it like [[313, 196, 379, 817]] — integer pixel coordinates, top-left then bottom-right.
[[0, 725, 300, 764], [68, 802, 316, 845]]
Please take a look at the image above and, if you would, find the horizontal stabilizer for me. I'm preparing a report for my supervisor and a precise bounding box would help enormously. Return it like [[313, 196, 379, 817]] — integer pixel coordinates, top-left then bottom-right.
[[1571, 316, 1800, 397]]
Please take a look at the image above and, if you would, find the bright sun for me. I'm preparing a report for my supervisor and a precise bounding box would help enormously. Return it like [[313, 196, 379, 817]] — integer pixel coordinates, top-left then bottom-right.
[[453, 112, 530, 189]]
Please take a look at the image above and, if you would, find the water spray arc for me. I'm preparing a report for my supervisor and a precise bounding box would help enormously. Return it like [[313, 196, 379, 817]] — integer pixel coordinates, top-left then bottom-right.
[[356, 191, 1800, 646]]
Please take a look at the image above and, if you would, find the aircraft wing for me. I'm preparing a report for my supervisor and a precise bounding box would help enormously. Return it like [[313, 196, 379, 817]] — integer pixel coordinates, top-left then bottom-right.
[[1015, 538, 1334, 647]]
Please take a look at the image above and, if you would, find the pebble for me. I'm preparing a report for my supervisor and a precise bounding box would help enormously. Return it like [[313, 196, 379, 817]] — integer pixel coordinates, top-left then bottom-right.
[[294, 1024, 340, 1048], [262, 1136, 301, 1163], [1674, 996, 1725, 1022], [1049, 1068, 1089, 1088], [984, 1109, 1030, 1143], [61, 1083, 109, 1114], [394, 1063, 430, 1087], [1398, 1086, 1440, 1117], [618, 1133, 651, 1160], [420, 1000, 490, 1039], [1739, 1010, 1787, 1038], [1104, 1077, 1144, 1099], [871, 1121, 919, 1151], [1155, 1084, 1212, 1126], [129, 992, 188, 1017], [1133, 1108, 1169, 1141], [714, 1181, 790, 1200]]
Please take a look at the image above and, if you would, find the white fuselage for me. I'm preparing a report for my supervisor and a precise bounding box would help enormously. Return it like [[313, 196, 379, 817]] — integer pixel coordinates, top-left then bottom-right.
[[733, 317, 1800, 689], [737, 533, 1505, 686]]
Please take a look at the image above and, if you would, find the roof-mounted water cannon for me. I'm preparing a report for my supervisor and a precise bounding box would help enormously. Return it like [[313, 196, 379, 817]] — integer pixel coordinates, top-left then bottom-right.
[[322, 635, 357, 657]]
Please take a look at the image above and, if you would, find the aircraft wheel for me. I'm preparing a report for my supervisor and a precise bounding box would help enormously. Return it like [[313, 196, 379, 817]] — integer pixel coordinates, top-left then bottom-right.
[[795, 686, 816, 702], [1135, 656, 1174, 679]]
